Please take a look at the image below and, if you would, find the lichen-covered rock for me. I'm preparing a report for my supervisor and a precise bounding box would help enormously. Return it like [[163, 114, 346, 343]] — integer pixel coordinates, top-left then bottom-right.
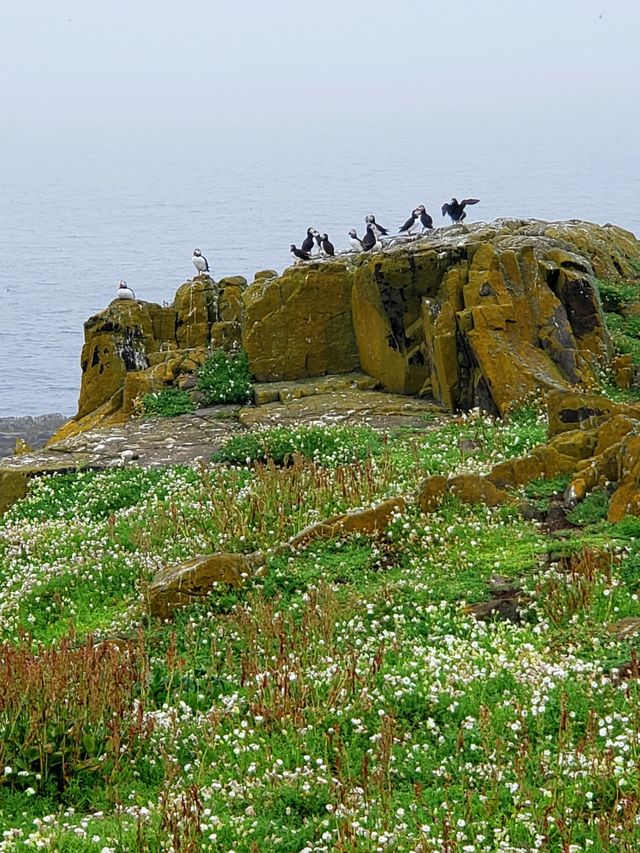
[[77, 301, 154, 420], [448, 474, 515, 506], [417, 475, 448, 513], [175, 278, 218, 349], [488, 445, 577, 489], [149, 554, 251, 620], [547, 390, 640, 436], [218, 276, 247, 324], [242, 261, 359, 380], [287, 497, 405, 550]]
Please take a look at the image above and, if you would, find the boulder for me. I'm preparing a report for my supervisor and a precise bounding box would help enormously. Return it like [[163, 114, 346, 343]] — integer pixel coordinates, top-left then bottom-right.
[[149, 554, 252, 620], [448, 474, 515, 506], [287, 497, 406, 550], [417, 475, 448, 513]]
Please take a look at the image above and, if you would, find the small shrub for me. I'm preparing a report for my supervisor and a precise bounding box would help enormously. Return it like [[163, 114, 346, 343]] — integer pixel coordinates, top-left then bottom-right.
[[212, 424, 382, 466], [524, 474, 572, 501], [567, 490, 610, 525], [595, 278, 640, 313], [141, 386, 195, 417], [197, 348, 252, 405]]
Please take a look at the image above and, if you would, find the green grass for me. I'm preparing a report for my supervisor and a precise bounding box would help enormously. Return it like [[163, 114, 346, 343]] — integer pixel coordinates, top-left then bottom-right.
[[595, 277, 640, 312], [141, 386, 196, 417], [213, 423, 382, 466], [2, 410, 640, 850]]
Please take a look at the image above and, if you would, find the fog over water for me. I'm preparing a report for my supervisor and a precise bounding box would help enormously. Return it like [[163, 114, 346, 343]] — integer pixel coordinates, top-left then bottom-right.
[[0, 1, 638, 417]]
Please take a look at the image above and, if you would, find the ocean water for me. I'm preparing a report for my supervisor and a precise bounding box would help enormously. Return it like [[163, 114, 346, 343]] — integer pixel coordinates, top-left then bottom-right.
[[0, 107, 638, 418]]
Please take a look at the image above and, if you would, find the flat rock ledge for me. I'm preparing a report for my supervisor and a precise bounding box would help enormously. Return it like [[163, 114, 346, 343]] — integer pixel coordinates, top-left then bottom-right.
[[0, 379, 443, 516]]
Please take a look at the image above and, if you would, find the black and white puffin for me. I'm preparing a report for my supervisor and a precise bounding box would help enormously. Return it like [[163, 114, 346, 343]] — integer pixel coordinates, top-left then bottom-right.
[[441, 197, 480, 223], [415, 205, 434, 232], [365, 214, 389, 237], [398, 210, 419, 235], [362, 223, 382, 252], [348, 229, 364, 252], [116, 280, 136, 300], [321, 234, 335, 256], [192, 248, 210, 276], [290, 244, 311, 263], [313, 229, 323, 252], [301, 228, 316, 255]]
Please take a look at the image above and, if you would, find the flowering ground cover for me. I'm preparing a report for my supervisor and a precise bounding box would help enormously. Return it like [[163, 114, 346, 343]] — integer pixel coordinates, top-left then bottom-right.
[[0, 411, 639, 852]]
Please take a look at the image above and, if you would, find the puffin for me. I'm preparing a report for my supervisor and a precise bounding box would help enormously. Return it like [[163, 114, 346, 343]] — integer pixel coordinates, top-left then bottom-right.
[[399, 209, 419, 235], [290, 244, 311, 263], [415, 204, 434, 232], [441, 197, 480, 223], [320, 234, 335, 256], [116, 280, 136, 300], [301, 228, 316, 255], [192, 248, 210, 276], [362, 223, 382, 252], [313, 229, 323, 252], [365, 214, 389, 237], [348, 229, 364, 252]]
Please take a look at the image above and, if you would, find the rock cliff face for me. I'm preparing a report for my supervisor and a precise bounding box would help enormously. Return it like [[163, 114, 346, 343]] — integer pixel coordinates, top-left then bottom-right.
[[52, 219, 640, 441]]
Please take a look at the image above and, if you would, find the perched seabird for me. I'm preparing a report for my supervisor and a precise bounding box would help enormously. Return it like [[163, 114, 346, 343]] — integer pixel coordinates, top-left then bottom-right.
[[365, 214, 389, 237], [362, 223, 382, 252], [192, 248, 210, 276], [441, 197, 480, 223], [313, 229, 323, 253], [415, 204, 434, 232], [399, 210, 419, 235], [290, 244, 311, 263], [116, 280, 136, 300], [301, 228, 316, 255], [348, 229, 364, 252], [321, 233, 335, 256]]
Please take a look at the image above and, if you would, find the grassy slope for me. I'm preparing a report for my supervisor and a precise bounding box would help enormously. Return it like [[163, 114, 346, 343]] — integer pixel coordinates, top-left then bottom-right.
[[0, 410, 639, 852]]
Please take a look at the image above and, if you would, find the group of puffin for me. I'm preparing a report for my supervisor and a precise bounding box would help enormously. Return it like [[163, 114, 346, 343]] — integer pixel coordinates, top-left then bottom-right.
[[290, 197, 480, 263], [115, 197, 480, 299]]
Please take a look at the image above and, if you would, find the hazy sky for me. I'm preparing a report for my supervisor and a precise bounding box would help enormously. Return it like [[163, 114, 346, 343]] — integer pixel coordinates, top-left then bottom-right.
[[1, 0, 639, 124]]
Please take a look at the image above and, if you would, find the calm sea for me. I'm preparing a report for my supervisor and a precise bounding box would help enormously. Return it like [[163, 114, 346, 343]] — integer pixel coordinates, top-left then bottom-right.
[[0, 108, 638, 417]]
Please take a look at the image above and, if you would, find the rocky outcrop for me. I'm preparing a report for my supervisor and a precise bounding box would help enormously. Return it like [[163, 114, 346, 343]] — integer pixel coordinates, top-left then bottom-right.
[[437, 389, 640, 524], [348, 221, 623, 412], [50, 276, 248, 443], [53, 219, 640, 440]]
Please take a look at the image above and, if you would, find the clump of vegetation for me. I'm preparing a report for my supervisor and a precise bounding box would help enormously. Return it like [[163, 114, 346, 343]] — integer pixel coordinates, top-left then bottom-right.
[[196, 348, 252, 405], [595, 276, 640, 366], [604, 311, 640, 364], [140, 386, 196, 417], [212, 423, 382, 466], [567, 489, 610, 525]]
